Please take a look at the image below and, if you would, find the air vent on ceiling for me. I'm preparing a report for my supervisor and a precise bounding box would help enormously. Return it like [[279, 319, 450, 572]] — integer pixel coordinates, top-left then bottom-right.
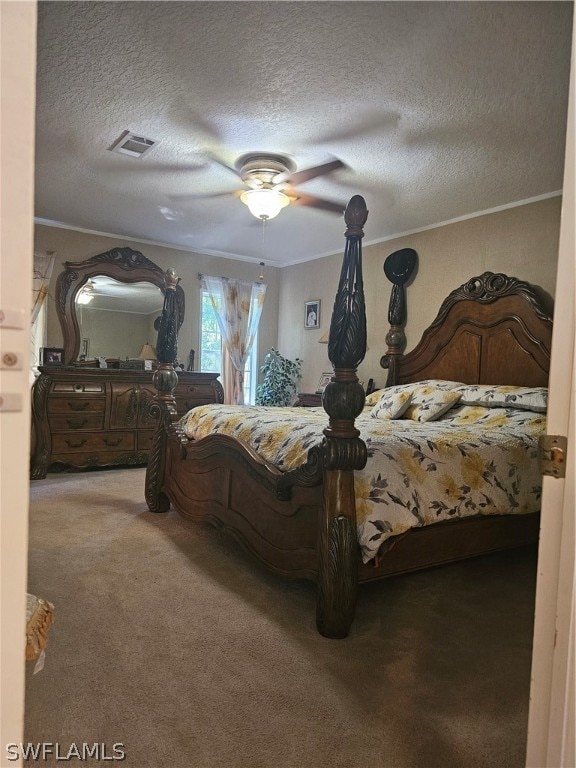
[[109, 130, 157, 158]]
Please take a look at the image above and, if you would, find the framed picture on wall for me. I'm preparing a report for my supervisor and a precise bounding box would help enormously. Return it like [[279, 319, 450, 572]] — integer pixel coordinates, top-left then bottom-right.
[[315, 372, 332, 394], [304, 300, 320, 329], [41, 347, 64, 365]]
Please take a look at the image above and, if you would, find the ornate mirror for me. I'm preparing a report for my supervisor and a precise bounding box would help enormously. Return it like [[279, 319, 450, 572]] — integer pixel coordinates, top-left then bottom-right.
[[55, 246, 185, 363]]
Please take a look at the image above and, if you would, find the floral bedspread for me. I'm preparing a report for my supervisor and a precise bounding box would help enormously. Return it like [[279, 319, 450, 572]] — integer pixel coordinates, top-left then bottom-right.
[[180, 404, 545, 563]]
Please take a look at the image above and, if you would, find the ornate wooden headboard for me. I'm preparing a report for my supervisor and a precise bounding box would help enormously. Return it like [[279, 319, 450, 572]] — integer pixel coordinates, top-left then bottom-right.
[[382, 271, 553, 388]]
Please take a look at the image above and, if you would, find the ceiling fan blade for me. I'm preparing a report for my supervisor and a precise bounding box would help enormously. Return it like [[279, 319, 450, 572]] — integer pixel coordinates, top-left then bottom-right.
[[206, 153, 243, 179], [309, 111, 400, 144], [101, 161, 208, 174], [168, 107, 223, 144], [274, 159, 346, 186], [289, 193, 346, 214], [168, 190, 242, 203]]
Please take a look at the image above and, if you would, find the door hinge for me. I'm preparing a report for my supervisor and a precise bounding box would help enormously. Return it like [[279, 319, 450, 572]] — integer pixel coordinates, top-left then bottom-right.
[[538, 435, 567, 478]]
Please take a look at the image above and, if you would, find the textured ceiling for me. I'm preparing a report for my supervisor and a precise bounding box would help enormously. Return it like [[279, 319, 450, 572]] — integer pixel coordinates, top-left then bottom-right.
[[35, 1, 573, 266]]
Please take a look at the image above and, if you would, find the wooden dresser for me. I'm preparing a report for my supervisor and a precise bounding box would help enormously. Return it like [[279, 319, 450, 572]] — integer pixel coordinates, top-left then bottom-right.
[[295, 392, 323, 407], [31, 366, 223, 479]]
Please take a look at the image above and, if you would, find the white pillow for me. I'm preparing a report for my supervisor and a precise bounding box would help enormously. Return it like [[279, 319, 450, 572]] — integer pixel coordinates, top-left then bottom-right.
[[454, 384, 548, 413], [413, 379, 465, 391]]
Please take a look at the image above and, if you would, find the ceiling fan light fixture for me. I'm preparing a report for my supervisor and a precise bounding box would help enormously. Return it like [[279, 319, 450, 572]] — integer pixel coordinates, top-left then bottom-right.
[[240, 188, 290, 220]]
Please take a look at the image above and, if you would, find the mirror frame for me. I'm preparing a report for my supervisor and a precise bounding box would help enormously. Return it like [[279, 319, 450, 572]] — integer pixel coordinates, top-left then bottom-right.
[[55, 246, 185, 364]]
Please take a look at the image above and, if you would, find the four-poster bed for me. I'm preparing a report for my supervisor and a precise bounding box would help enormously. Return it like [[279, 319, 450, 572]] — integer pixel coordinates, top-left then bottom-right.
[[146, 195, 553, 638]]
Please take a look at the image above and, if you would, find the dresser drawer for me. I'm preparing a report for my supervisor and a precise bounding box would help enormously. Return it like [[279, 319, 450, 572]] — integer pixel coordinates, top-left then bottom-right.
[[49, 413, 105, 432], [47, 397, 106, 415], [175, 384, 220, 413], [51, 431, 135, 454], [50, 449, 146, 470], [52, 382, 105, 394]]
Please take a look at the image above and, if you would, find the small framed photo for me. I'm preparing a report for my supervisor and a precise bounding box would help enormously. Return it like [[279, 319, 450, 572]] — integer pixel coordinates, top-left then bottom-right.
[[304, 300, 320, 329], [80, 338, 90, 359], [41, 347, 64, 365], [315, 371, 333, 394]]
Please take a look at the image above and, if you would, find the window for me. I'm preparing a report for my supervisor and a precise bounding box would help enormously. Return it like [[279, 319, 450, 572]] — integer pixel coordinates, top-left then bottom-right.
[[242, 338, 257, 405], [199, 291, 222, 374], [199, 290, 258, 404]]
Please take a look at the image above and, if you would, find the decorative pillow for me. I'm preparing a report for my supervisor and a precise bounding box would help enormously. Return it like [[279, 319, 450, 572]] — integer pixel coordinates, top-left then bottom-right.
[[370, 390, 413, 420], [440, 404, 547, 431], [365, 388, 386, 407], [454, 384, 548, 413], [370, 380, 463, 422], [439, 404, 502, 425], [404, 387, 462, 422]]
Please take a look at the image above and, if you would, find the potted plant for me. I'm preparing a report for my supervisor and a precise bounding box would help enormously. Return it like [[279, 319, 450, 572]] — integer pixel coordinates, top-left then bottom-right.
[[255, 348, 303, 407]]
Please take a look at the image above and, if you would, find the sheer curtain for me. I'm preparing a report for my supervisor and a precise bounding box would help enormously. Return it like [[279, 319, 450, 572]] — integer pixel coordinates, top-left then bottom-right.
[[202, 276, 266, 404], [31, 251, 56, 379]]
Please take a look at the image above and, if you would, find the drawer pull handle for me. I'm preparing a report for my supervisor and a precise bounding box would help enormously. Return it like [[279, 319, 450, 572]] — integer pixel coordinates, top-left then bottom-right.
[[104, 438, 123, 447], [65, 438, 87, 448], [67, 401, 89, 411], [66, 418, 88, 429]]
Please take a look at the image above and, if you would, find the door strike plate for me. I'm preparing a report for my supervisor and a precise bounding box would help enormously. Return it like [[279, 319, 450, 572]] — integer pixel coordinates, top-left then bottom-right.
[[538, 435, 567, 478]]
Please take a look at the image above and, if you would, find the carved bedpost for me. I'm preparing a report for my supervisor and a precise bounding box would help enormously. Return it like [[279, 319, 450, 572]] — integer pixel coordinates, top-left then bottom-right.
[[317, 195, 369, 638], [30, 372, 53, 479], [380, 248, 417, 386], [145, 268, 181, 513]]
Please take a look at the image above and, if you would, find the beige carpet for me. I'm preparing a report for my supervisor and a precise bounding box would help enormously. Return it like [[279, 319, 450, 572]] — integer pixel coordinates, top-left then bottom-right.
[[25, 467, 537, 768]]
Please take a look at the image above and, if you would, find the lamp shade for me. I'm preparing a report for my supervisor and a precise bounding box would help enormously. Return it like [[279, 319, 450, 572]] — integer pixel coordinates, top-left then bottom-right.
[[240, 188, 290, 220], [138, 343, 157, 360]]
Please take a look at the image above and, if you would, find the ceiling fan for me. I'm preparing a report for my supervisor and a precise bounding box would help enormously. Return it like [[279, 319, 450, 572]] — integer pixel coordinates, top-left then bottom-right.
[[171, 153, 347, 221]]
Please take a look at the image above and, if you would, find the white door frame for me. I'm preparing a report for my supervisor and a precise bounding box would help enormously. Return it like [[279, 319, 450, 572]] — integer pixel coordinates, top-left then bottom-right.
[[525, 14, 575, 767], [0, 3, 37, 766]]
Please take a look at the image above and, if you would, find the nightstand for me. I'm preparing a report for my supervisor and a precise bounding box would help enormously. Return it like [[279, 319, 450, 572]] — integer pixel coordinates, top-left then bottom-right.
[[295, 392, 323, 407]]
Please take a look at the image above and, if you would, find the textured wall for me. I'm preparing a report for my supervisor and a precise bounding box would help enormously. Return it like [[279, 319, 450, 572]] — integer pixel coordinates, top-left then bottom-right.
[[35, 226, 280, 376], [278, 197, 562, 393]]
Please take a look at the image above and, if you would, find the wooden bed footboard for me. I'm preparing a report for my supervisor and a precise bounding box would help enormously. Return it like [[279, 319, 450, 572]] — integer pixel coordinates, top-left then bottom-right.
[[162, 429, 323, 580]]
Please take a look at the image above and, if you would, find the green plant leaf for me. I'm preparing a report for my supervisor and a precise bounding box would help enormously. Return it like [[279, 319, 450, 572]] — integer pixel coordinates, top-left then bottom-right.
[[255, 348, 303, 407]]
